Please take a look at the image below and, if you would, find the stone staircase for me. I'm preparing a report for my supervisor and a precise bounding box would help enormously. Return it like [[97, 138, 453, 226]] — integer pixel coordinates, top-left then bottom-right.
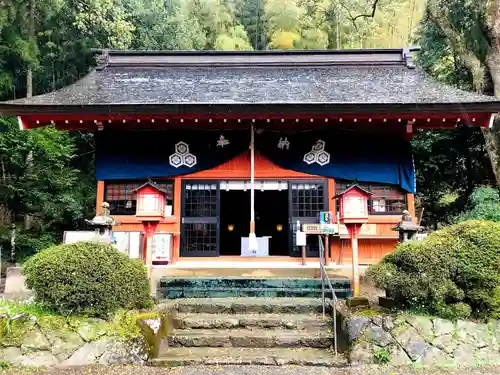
[[157, 277, 352, 299], [152, 297, 348, 367]]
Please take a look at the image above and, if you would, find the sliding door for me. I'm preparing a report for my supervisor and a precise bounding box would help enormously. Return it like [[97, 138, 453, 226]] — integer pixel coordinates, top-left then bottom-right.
[[180, 181, 220, 257], [289, 180, 328, 257]]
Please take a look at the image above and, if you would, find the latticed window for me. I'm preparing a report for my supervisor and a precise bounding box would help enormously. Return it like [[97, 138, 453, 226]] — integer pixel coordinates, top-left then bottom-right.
[[183, 183, 218, 217], [335, 181, 407, 215], [105, 180, 174, 215], [291, 182, 326, 218]]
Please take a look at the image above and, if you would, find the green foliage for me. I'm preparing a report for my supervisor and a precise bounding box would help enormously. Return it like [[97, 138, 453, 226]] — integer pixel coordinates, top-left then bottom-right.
[[373, 347, 391, 364], [23, 241, 152, 318], [455, 187, 500, 222], [0, 360, 9, 371], [411, 128, 494, 229], [0, 117, 95, 260], [367, 220, 500, 320]]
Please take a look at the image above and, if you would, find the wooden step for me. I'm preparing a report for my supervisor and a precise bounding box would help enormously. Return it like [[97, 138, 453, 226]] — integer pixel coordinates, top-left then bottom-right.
[[152, 347, 348, 367]]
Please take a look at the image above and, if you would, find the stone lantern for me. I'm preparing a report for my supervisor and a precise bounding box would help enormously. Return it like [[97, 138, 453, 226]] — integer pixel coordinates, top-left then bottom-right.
[[85, 202, 120, 242], [393, 210, 424, 242]]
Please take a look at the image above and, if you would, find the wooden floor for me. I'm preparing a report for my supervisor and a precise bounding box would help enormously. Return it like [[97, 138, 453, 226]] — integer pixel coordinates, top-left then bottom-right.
[[151, 260, 363, 280]]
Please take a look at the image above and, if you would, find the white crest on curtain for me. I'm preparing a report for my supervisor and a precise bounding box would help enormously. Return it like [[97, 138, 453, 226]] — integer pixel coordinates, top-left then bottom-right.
[[169, 141, 197, 168], [277, 137, 290, 150], [216, 135, 230, 148], [303, 139, 330, 166]]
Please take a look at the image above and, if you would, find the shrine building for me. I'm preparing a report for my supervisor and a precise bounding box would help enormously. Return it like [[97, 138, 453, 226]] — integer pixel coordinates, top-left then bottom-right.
[[1, 47, 499, 279]]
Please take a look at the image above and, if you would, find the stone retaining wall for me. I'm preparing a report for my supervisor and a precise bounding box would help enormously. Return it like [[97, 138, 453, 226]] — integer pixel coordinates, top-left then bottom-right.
[[339, 309, 500, 366], [0, 315, 148, 367]]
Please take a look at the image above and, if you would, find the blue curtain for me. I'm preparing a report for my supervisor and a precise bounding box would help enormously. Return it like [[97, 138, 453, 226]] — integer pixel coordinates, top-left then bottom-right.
[[95, 130, 248, 180], [256, 130, 415, 193], [95, 129, 415, 193]]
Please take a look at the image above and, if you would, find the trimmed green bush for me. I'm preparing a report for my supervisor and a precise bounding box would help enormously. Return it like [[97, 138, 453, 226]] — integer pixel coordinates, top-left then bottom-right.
[[367, 220, 500, 320], [23, 241, 151, 318]]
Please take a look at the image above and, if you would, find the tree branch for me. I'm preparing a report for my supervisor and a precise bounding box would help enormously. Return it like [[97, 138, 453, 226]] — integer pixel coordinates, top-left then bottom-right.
[[351, 0, 380, 22], [427, 1, 485, 92], [338, 0, 380, 31]]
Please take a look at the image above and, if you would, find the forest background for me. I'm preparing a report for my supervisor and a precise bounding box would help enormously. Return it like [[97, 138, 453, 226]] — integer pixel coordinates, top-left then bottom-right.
[[0, 0, 499, 260]]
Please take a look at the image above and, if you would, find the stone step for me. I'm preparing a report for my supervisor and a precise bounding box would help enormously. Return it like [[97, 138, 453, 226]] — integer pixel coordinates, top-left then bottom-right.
[[159, 277, 350, 290], [162, 287, 349, 299], [152, 347, 348, 367], [166, 328, 333, 348], [173, 313, 331, 330], [154, 266, 349, 279], [169, 297, 328, 314]]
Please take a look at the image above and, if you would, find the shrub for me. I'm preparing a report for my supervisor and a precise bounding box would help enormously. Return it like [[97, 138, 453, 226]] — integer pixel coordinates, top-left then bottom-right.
[[455, 187, 500, 222], [367, 220, 500, 320], [373, 347, 391, 364], [23, 241, 151, 318]]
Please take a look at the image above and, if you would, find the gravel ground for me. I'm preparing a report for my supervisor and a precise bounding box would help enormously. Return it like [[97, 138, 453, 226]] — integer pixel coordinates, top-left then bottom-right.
[[2, 366, 500, 375]]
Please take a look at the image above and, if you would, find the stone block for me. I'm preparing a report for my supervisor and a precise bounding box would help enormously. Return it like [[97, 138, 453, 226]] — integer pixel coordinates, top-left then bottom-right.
[[76, 320, 108, 342], [388, 345, 411, 366], [0, 347, 22, 364], [20, 329, 51, 353], [453, 343, 477, 366], [350, 342, 375, 365], [406, 315, 434, 340], [364, 325, 394, 347], [346, 296, 369, 308], [19, 351, 59, 367], [344, 316, 370, 342], [431, 333, 458, 355], [378, 296, 397, 309], [433, 318, 455, 336], [60, 338, 110, 366], [4, 267, 29, 295], [417, 345, 453, 367]]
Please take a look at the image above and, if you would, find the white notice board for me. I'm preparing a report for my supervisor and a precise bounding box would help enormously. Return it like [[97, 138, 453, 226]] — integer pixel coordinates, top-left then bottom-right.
[[152, 233, 172, 262], [63, 231, 96, 244], [112, 231, 143, 259]]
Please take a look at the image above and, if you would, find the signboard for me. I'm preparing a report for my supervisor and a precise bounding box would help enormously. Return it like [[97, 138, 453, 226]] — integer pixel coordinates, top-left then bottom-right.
[[63, 231, 96, 244], [301, 223, 338, 234], [296, 231, 307, 246], [112, 231, 143, 259], [320, 211, 333, 224], [152, 233, 171, 262], [240, 237, 270, 256]]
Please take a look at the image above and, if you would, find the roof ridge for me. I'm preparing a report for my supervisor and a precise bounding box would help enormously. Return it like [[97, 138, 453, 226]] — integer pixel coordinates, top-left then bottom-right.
[[91, 47, 420, 69]]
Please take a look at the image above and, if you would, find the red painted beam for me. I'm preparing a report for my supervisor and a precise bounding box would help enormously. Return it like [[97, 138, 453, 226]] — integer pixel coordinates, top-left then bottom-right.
[[18, 112, 493, 131]]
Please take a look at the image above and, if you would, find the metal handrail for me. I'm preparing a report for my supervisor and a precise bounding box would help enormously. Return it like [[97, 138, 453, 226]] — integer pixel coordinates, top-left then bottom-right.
[[318, 236, 338, 355]]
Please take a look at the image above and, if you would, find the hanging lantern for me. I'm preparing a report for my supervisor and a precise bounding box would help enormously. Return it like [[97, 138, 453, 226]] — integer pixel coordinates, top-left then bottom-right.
[[333, 184, 372, 225], [276, 224, 283, 232], [228, 224, 235, 232], [132, 180, 168, 219]]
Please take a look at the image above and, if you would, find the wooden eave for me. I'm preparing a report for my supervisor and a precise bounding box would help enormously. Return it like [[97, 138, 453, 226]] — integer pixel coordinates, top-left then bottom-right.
[[1, 47, 499, 130]]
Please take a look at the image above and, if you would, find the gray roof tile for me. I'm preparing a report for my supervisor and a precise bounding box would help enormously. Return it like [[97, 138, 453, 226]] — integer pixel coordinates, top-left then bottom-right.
[[2, 48, 499, 112]]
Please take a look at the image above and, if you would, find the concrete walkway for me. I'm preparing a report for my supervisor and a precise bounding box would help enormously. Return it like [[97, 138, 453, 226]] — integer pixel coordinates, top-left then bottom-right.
[[2, 366, 500, 375]]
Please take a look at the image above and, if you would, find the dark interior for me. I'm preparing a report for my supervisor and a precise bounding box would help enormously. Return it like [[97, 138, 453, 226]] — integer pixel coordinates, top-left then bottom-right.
[[220, 190, 289, 256]]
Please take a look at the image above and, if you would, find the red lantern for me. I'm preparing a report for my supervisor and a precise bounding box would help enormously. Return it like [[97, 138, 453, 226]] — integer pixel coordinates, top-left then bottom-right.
[[333, 183, 372, 299], [132, 181, 168, 220], [335, 184, 372, 225]]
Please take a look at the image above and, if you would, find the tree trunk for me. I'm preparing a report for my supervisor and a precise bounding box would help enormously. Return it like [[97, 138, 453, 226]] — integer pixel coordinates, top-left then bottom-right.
[[26, 0, 35, 98], [483, 0, 500, 187], [24, 0, 35, 230], [486, 13, 500, 187]]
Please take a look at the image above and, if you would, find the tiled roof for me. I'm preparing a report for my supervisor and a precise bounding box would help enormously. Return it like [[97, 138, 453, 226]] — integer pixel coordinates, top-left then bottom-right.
[[1, 48, 500, 115]]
